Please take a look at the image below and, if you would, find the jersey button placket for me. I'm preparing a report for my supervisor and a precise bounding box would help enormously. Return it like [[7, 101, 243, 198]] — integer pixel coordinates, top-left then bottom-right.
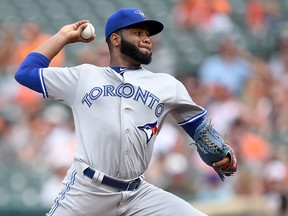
[[119, 82, 131, 178], [124, 107, 130, 134]]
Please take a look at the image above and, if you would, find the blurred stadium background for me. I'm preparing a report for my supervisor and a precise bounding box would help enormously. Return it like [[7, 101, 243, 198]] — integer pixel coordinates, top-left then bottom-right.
[[1, 0, 288, 215]]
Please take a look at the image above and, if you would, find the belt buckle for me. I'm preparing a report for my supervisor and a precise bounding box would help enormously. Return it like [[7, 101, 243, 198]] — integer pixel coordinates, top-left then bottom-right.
[[125, 180, 133, 191], [125, 179, 139, 191]]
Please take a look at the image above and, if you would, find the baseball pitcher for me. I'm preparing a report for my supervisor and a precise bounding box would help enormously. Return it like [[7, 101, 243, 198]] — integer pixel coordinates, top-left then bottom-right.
[[15, 8, 237, 216]]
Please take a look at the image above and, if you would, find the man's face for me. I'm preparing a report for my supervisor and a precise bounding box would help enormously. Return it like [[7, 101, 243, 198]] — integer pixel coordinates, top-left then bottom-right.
[[119, 28, 152, 65]]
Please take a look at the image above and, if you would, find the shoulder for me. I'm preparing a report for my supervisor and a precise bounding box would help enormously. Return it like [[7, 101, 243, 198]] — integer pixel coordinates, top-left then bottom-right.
[[44, 64, 109, 78], [71, 64, 111, 75], [75, 63, 104, 70], [140, 68, 186, 93], [141, 67, 177, 82]]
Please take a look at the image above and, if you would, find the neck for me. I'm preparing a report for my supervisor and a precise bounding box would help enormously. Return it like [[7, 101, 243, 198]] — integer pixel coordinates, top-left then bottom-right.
[[110, 53, 141, 68]]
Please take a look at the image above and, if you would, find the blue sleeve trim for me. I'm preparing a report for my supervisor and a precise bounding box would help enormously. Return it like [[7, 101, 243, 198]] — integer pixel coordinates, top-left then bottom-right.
[[178, 110, 207, 126], [14, 52, 50, 97], [179, 110, 207, 138], [39, 68, 48, 98]]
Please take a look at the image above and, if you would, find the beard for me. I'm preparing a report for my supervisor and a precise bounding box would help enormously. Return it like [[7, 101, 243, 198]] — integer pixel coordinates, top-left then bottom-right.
[[120, 38, 152, 65]]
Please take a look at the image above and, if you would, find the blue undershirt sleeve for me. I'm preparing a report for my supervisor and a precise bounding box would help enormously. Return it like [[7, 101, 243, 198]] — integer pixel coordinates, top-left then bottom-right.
[[179, 110, 207, 138], [14, 52, 50, 94]]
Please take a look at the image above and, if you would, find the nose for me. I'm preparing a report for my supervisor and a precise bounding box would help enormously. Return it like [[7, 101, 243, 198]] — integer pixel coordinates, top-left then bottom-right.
[[143, 36, 151, 44]]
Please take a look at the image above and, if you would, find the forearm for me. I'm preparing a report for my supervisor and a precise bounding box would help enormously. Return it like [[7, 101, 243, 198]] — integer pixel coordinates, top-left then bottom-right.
[[179, 110, 207, 137], [33, 32, 68, 61]]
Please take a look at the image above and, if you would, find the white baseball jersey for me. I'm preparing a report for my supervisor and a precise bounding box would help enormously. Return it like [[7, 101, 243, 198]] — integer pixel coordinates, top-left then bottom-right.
[[40, 65, 204, 180]]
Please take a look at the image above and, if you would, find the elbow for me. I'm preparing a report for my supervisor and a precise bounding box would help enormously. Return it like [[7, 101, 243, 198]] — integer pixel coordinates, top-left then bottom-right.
[[14, 66, 25, 85], [14, 64, 38, 86], [14, 68, 22, 84], [13, 52, 48, 92]]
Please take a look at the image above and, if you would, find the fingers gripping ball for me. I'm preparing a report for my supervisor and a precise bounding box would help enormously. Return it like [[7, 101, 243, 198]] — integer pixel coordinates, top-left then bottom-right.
[[81, 23, 95, 39], [220, 150, 237, 177], [193, 118, 238, 181]]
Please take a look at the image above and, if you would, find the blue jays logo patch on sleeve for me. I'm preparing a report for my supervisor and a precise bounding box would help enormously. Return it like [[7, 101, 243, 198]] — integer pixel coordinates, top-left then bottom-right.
[[138, 121, 158, 144]]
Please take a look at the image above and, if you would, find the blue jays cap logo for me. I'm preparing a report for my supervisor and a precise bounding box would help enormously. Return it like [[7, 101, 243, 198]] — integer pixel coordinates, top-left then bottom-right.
[[134, 10, 147, 20], [138, 121, 158, 144]]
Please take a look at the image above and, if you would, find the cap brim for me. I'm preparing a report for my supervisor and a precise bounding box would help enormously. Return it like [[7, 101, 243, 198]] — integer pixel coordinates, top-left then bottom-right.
[[125, 20, 164, 36]]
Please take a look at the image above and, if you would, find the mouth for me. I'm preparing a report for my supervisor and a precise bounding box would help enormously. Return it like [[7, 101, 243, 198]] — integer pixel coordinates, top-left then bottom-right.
[[139, 47, 151, 53]]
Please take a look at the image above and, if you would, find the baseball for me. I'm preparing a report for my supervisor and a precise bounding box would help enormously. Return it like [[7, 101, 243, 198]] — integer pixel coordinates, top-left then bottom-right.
[[81, 23, 95, 39]]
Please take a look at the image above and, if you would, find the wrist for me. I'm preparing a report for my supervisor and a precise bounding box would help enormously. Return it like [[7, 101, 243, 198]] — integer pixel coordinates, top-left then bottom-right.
[[53, 31, 70, 46]]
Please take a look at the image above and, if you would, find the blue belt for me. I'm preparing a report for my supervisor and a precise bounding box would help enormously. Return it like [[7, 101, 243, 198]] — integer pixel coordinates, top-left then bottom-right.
[[83, 167, 141, 191]]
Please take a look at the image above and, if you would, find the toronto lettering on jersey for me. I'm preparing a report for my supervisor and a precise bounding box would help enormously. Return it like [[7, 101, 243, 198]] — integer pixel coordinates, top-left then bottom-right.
[[81, 83, 165, 117]]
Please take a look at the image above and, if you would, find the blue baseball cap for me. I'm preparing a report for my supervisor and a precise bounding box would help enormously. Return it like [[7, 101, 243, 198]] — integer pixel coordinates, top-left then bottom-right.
[[105, 8, 164, 40]]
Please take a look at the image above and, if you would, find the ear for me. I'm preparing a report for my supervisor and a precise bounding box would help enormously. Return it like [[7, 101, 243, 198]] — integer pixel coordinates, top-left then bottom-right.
[[110, 33, 121, 46]]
